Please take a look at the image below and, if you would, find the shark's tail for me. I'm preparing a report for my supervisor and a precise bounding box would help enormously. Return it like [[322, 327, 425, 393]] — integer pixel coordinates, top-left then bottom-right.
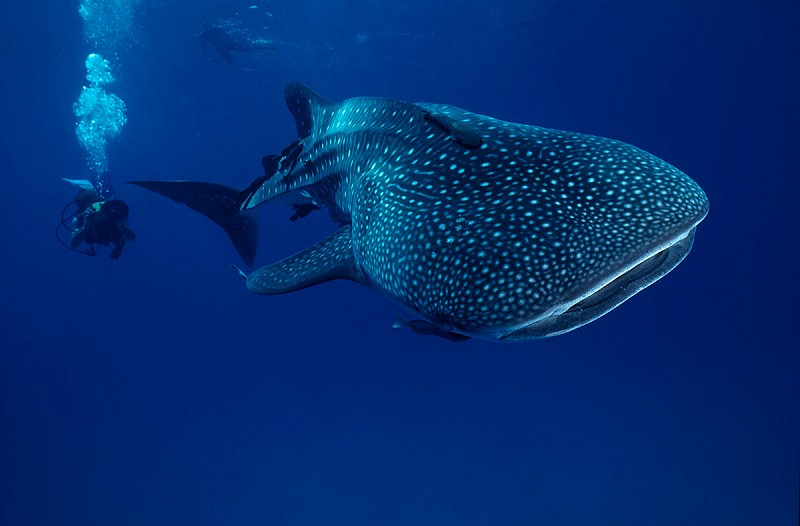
[[128, 180, 259, 267]]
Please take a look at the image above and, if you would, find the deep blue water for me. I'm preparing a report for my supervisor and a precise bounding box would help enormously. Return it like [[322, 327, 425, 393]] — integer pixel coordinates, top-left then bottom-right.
[[2, 1, 798, 524]]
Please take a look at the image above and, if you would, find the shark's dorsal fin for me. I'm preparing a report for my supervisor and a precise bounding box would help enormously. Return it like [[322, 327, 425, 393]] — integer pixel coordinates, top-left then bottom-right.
[[246, 225, 361, 294], [284, 82, 333, 139]]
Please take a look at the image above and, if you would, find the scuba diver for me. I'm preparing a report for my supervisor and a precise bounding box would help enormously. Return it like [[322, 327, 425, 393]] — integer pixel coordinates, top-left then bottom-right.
[[200, 22, 276, 64], [56, 182, 136, 260]]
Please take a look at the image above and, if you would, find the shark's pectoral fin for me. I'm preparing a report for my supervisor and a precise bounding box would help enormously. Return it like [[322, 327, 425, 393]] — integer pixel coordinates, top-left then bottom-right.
[[246, 224, 361, 294], [423, 109, 482, 149]]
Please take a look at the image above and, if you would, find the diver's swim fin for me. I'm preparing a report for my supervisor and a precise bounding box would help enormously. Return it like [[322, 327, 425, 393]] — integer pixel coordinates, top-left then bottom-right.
[[128, 180, 258, 266]]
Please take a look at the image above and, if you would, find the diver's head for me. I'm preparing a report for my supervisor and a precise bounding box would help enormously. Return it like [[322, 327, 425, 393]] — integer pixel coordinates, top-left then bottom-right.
[[101, 199, 129, 222]]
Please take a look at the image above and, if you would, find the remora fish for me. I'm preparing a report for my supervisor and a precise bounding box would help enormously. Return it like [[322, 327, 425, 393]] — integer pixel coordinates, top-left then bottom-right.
[[130, 82, 709, 342]]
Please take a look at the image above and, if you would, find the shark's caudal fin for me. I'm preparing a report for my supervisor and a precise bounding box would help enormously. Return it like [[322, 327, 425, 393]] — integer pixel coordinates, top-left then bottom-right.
[[128, 180, 259, 266]]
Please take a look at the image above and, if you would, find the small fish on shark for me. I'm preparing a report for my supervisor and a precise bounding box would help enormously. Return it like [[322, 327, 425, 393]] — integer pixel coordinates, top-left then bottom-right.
[[130, 82, 709, 342]]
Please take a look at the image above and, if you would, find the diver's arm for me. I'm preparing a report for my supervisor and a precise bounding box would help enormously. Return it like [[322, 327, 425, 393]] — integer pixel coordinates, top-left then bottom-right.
[[109, 226, 126, 260]]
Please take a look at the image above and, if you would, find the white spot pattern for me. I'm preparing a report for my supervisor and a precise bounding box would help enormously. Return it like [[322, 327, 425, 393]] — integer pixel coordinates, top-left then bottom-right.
[[252, 95, 709, 337]]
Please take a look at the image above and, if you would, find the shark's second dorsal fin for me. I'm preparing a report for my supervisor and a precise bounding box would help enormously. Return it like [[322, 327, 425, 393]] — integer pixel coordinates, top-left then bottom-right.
[[284, 82, 333, 139], [246, 225, 361, 295]]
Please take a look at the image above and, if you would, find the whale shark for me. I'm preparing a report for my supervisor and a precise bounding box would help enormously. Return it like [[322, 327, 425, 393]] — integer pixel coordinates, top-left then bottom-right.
[[130, 82, 709, 341]]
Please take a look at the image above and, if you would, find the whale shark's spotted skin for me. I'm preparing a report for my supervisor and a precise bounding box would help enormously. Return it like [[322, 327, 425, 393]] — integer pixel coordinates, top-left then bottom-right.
[[353, 105, 706, 337], [132, 83, 708, 341]]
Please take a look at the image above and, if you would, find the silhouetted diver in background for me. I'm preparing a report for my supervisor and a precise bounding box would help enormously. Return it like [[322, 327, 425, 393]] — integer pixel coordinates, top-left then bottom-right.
[[200, 23, 276, 64]]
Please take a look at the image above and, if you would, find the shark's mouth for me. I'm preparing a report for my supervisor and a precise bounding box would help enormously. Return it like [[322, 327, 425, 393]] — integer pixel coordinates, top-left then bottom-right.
[[566, 245, 672, 314], [502, 227, 698, 340]]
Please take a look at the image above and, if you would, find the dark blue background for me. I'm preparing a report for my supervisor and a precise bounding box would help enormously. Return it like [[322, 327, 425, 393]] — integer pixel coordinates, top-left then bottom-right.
[[2, 1, 798, 524]]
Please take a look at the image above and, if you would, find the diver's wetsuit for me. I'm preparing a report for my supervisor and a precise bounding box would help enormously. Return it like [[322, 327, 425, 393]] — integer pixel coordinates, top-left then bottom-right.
[[70, 198, 135, 259], [200, 26, 275, 64]]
